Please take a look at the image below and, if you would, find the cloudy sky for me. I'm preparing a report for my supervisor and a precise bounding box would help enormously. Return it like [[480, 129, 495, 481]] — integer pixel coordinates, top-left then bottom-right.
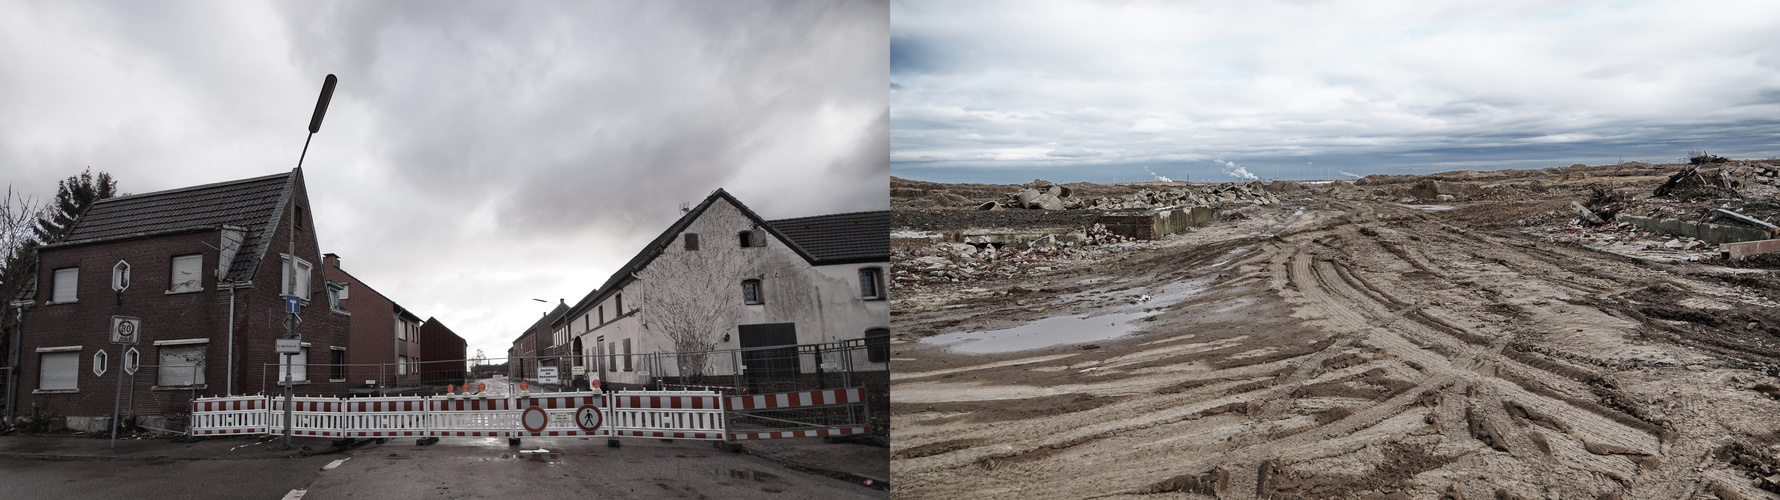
[[0, 0, 887, 361], [892, 0, 1780, 184]]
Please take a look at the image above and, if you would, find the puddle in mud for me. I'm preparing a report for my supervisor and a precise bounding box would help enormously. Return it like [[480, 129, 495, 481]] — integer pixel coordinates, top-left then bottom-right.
[[921, 311, 1152, 354], [1259, 207, 1308, 238], [1400, 204, 1454, 211]]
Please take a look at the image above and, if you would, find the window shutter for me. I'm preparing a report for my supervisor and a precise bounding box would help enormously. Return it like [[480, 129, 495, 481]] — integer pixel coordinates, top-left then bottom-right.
[[171, 255, 202, 292], [53, 268, 78, 303], [158, 345, 205, 386], [752, 229, 766, 248], [41, 352, 77, 390]]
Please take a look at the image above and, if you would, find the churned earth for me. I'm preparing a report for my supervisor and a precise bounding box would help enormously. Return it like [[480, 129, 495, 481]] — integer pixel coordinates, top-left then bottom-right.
[[890, 167, 1780, 499]]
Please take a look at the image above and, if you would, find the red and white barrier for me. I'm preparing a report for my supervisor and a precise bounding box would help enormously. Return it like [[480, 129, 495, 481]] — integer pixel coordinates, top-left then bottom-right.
[[516, 392, 607, 437], [342, 396, 428, 438], [190, 387, 872, 443], [727, 426, 870, 441], [269, 396, 345, 438], [190, 395, 269, 436], [426, 396, 516, 438], [609, 390, 726, 440], [725, 387, 865, 411]]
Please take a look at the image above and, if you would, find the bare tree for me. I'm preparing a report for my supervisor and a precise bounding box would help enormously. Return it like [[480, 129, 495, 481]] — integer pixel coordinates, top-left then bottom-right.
[[637, 218, 753, 381], [1, 186, 47, 369]]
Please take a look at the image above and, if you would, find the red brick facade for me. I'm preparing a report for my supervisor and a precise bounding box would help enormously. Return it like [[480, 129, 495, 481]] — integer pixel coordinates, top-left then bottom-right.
[[418, 317, 466, 384], [16, 173, 350, 419]]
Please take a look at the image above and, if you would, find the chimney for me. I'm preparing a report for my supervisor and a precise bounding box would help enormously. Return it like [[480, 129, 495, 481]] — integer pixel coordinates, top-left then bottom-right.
[[323, 253, 340, 270]]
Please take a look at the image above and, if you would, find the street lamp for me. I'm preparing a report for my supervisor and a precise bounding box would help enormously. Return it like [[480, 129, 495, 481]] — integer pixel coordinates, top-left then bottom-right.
[[276, 74, 336, 451]]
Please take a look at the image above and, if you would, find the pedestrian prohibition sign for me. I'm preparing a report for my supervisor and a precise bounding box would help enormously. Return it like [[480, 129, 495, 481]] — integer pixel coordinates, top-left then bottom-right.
[[575, 404, 602, 432]]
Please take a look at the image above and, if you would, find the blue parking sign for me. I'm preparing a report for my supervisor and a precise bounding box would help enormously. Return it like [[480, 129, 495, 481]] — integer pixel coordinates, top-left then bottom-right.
[[284, 295, 301, 314]]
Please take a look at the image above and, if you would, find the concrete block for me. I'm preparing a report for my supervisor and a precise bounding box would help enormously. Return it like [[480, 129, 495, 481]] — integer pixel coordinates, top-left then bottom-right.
[[1721, 239, 1780, 260]]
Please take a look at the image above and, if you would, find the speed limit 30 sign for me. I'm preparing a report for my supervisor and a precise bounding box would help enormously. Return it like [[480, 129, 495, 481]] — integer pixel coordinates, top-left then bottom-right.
[[110, 316, 142, 345]]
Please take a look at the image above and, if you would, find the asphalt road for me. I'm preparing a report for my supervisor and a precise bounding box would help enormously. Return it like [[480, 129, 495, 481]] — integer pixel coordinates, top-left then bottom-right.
[[0, 453, 338, 499]]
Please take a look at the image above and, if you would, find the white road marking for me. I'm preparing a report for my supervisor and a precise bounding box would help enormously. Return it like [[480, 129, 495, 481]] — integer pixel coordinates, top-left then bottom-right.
[[281, 489, 307, 500], [323, 457, 350, 470]]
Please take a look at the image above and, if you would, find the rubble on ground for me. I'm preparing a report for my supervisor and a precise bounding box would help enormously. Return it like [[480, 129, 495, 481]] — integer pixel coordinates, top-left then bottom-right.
[[979, 179, 1281, 211], [890, 234, 1146, 288]]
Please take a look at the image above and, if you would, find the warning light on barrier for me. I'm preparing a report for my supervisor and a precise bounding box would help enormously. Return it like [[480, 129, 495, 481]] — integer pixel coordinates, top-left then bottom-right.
[[477, 383, 486, 393], [520, 381, 528, 391], [591, 379, 602, 391]]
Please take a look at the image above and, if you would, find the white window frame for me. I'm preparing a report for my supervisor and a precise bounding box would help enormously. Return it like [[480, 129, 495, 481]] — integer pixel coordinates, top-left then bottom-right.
[[281, 254, 313, 303], [51, 267, 78, 304], [742, 279, 763, 305], [169, 254, 203, 293], [329, 346, 347, 382]]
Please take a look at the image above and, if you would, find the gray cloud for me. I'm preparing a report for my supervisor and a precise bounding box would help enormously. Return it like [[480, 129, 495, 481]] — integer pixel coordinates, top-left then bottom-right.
[[890, 0, 1780, 183], [0, 0, 887, 359]]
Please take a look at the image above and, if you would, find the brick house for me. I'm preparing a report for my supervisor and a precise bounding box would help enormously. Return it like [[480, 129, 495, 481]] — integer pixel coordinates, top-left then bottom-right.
[[508, 301, 566, 383], [557, 188, 889, 388], [418, 317, 466, 384], [321, 254, 426, 387], [10, 169, 350, 428]]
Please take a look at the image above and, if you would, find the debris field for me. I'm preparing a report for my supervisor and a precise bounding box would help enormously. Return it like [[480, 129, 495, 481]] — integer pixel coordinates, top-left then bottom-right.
[[889, 161, 1780, 499]]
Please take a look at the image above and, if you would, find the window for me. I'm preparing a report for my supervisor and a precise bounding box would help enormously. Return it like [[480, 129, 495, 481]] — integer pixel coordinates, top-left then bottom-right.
[[279, 345, 308, 383], [739, 231, 752, 248], [326, 282, 347, 310], [282, 255, 312, 301], [398, 355, 408, 376], [295, 205, 304, 230], [615, 293, 623, 313], [51, 267, 78, 303], [859, 268, 884, 300], [330, 347, 346, 382], [866, 328, 890, 363], [607, 342, 616, 372], [170, 255, 202, 293], [684, 233, 699, 251], [622, 339, 632, 372], [596, 339, 605, 374], [157, 343, 206, 387], [599, 306, 604, 324], [742, 279, 763, 305], [39, 351, 78, 391]]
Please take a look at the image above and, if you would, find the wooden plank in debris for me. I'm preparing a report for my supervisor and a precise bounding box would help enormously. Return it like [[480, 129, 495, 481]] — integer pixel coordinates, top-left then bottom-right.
[[1721, 239, 1780, 260]]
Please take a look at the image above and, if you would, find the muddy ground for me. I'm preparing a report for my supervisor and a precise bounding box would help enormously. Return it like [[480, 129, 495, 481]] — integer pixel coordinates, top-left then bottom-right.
[[890, 164, 1780, 499]]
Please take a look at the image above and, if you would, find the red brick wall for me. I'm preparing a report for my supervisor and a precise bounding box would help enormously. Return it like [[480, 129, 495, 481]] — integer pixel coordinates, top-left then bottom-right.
[[419, 318, 465, 383], [18, 180, 351, 418], [322, 256, 396, 387]]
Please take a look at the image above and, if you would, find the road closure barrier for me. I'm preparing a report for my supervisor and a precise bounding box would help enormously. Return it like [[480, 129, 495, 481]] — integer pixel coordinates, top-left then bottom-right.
[[188, 387, 871, 443]]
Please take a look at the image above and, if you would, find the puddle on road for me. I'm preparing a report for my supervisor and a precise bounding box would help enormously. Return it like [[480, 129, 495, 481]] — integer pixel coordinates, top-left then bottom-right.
[[921, 311, 1152, 354], [1400, 204, 1455, 211]]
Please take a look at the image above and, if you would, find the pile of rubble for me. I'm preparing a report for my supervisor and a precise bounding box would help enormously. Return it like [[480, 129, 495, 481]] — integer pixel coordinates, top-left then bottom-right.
[[1654, 161, 1780, 201], [979, 179, 1281, 211], [890, 239, 1135, 287], [1540, 220, 1715, 257]]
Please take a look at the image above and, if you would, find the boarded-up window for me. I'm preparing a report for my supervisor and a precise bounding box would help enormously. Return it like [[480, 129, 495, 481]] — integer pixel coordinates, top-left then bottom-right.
[[40, 352, 77, 390], [52, 267, 78, 303], [157, 345, 205, 386], [282, 256, 312, 300], [684, 233, 699, 251], [170, 255, 202, 293], [623, 339, 632, 372], [279, 347, 308, 382]]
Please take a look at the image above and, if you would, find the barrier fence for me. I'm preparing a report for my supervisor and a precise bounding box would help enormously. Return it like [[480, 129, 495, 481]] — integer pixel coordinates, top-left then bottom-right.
[[190, 387, 867, 442]]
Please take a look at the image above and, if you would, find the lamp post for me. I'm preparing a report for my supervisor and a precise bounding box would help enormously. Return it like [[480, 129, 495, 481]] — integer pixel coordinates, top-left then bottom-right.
[[276, 74, 336, 451]]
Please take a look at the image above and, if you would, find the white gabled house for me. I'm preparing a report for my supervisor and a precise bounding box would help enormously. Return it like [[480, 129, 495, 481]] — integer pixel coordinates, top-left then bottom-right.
[[553, 188, 888, 388]]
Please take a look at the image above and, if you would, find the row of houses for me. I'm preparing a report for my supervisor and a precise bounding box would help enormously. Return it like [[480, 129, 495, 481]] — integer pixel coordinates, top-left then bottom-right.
[[3, 169, 465, 429], [507, 189, 890, 390]]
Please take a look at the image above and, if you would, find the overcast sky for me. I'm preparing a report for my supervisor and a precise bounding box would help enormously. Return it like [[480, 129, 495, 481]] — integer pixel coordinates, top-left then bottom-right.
[[892, 0, 1780, 184], [0, 0, 887, 362]]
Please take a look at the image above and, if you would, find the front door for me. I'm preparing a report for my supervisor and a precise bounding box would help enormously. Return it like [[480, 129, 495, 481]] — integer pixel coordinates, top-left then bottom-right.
[[738, 323, 799, 392]]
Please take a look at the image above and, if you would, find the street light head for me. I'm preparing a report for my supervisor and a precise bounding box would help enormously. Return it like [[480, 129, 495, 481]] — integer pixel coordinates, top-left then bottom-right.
[[307, 74, 337, 134]]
